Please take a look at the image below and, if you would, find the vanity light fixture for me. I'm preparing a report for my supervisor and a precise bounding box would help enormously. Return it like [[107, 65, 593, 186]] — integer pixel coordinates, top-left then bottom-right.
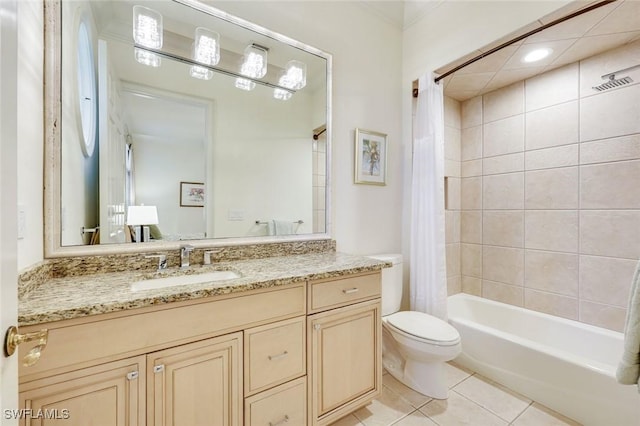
[[193, 27, 220, 66], [235, 77, 256, 91], [522, 48, 552, 63], [190, 65, 213, 80], [279, 60, 307, 90], [240, 44, 268, 79], [273, 88, 292, 101], [133, 5, 163, 67]]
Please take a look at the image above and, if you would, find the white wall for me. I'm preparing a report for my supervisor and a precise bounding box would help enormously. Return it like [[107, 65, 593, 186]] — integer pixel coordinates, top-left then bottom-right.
[[17, 1, 44, 269]]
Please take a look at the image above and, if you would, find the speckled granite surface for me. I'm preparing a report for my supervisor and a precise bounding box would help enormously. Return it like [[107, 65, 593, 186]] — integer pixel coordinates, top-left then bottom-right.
[[19, 252, 388, 327]]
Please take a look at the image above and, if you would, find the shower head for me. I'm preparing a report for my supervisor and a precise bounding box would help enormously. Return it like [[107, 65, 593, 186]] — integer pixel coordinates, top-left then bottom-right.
[[592, 74, 633, 92]]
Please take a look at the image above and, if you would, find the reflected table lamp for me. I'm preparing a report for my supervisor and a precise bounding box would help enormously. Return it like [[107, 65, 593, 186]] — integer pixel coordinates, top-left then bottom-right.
[[126, 205, 158, 243]]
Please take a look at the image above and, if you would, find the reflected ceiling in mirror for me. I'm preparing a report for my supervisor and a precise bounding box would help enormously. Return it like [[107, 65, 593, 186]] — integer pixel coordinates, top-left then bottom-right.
[[48, 0, 331, 255]]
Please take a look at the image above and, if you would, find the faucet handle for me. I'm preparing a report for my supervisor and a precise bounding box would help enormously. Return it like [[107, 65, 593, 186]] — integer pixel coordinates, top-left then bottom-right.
[[181, 245, 195, 253], [203, 249, 223, 265], [145, 254, 167, 271]]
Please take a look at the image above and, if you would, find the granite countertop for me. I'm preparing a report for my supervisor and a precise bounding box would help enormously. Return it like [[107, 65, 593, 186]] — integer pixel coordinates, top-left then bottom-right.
[[19, 252, 389, 327]]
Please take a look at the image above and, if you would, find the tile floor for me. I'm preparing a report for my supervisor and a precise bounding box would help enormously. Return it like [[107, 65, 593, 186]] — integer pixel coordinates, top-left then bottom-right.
[[330, 362, 581, 426]]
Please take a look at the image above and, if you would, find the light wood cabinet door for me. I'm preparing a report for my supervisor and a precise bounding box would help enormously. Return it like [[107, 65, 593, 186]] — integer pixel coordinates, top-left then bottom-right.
[[307, 299, 382, 425], [19, 356, 145, 426], [147, 332, 242, 426]]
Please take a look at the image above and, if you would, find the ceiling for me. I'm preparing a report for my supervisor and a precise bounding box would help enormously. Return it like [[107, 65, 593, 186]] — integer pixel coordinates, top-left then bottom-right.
[[433, 0, 640, 101]]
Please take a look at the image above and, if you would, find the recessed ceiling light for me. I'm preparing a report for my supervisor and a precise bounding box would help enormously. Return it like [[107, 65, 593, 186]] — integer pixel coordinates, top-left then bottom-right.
[[522, 48, 552, 63]]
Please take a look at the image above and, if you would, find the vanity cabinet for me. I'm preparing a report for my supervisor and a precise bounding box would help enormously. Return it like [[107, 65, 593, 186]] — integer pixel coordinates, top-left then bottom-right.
[[19, 356, 146, 426], [147, 333, 242, 426], [307, 273, 382, 426], [18, 271, 382, 426]]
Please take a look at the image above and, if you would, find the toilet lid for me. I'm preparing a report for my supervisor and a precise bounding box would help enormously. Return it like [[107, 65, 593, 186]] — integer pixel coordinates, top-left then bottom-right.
[[387, 311, 459, 343]]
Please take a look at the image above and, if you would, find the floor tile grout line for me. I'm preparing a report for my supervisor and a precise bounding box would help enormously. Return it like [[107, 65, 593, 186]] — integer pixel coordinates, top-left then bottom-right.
[[508, 401, 535, 425]]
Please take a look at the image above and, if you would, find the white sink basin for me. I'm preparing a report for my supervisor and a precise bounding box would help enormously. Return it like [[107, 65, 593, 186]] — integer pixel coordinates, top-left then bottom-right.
[[131, 270, 241, 292]]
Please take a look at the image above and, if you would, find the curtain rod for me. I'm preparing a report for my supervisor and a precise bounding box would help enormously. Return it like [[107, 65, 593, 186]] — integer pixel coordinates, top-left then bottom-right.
[[430, 0, 617, 87]]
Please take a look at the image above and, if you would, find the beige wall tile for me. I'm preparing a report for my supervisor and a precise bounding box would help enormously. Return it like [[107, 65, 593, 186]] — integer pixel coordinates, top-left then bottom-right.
[[483, 246, 524, 285], [462, 159, 483, 177], [447, 243, 461, 278], [445, 159, 461, 178], [580, 84, 640, 142], [462, 276, 482, 296], [579, 300, 626, 332], [483, 173, 524, 210], [482, 280, 524, 306], [525, 144, 579, 171], [461, 177, 482, 210], [461, 243, 482, 278], [525, 101, 579, 151], [483, 211, 524, 248], [580, 160, 640, 209], [525, 210, 579, 253], [524, 289, 578, 320], [525, 63, 579, 111], [580, 255, 637, 307], [446, 211, 461, 243], [484, 115, 524, 157], [462, 95, 483, 129], [448, 275, 462, 296], [525, 167, 579, 209], [580, 210, 640, 259], [461, 211, 482, 244], [447, 177, 462, 210], [524, 250, 578, 297], [483, 153, 524, 175], [445, 96, 462, 129], [445, 126, 462, 161], [461, 125, 483, 161], [580, 134, 640, 165], [483, 82, 524, 123]]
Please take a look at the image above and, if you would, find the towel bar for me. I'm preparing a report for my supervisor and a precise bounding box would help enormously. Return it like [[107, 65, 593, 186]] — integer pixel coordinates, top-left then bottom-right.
[[255, 220, 304, 225]]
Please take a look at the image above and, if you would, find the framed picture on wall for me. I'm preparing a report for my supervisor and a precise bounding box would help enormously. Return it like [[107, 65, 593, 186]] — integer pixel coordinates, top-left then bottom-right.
[[354, 128, 387, 185], [180, 182, 205, 207]]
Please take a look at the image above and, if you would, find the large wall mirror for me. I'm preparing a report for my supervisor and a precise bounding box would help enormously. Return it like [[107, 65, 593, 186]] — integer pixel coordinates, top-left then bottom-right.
[[45, 0, 332, 256]]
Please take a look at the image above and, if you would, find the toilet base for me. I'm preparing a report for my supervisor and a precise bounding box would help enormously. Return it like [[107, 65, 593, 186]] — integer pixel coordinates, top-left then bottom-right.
[[385, 357, 449, 399]]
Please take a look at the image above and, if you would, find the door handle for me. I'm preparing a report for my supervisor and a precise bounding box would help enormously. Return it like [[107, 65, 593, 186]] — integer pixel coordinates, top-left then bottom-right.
[[4, 326, 49, 367]]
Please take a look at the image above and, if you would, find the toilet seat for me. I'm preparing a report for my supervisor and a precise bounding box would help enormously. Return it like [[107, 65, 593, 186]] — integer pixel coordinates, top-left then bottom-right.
[[385, 311, 460, 346]]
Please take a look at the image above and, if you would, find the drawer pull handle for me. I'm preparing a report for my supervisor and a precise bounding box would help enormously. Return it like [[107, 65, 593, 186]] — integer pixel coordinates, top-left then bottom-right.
[[268, 351, 288, 361], [269, 415, 289, 426], [342, 288, 359, 294]]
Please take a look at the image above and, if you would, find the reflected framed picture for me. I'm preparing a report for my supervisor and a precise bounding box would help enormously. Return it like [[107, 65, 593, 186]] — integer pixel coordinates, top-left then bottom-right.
[[354, 128, 387, 185], [180, 182, 205, 207]]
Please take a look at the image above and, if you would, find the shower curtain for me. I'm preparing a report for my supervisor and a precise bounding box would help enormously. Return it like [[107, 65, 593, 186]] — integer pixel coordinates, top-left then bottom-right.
[[410, 72, 447, 320]]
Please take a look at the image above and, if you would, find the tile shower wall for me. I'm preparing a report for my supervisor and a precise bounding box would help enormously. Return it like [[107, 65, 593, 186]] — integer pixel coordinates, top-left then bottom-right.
[[444, 97, 462, 296], [458, 41, 640, 332]]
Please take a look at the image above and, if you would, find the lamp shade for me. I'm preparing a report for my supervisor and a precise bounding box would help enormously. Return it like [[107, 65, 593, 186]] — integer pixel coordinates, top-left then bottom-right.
[[127, 205, 159, 226]]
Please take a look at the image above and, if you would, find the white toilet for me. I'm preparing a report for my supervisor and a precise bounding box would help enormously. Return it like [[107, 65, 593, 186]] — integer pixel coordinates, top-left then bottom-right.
[[369, 254, 461, 399]]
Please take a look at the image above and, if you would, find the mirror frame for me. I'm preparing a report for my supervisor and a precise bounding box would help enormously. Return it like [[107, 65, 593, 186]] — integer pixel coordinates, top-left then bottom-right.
[[44, 0, 333, 257]]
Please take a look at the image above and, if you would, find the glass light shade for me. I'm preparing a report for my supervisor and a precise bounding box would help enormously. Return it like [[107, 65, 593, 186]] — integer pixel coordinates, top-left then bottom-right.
[[132, 5, 163, 49], [235, 78, 256, 91], [190, 65, 213, 80], [273, 88, 292, 101], [240, 45, 267, 79], [193, 27, 220, 66], [126, 205, 159, 225], [279, 60, 306, 90], [134, 48, 161, 67]]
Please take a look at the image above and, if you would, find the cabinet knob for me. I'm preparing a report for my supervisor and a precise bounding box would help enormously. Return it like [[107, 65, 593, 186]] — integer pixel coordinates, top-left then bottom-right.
[[313, 324, 321, 330], [153, 364, 165, 373], [4, 326, 48, 367], [269, 414, 289, 426]]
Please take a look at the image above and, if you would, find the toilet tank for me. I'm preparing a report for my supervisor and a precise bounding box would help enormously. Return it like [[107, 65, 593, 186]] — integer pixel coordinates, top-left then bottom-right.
[[368, 254, 403, 316]]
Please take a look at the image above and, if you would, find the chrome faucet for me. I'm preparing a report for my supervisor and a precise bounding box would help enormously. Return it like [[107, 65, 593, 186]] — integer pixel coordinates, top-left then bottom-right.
[[145, 254, 167, 272], [180, 245, 194, 269]]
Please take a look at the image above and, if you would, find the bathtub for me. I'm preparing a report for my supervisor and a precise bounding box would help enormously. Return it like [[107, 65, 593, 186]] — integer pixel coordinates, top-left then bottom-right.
[[447, 293, 640, 426]]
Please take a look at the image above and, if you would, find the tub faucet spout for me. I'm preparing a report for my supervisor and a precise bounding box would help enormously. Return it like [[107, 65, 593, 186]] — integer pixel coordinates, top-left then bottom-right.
[[180, 245, 194, 269]]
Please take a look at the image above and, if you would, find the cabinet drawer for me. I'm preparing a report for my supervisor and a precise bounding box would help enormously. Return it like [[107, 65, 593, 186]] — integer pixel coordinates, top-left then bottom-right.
[[309, 272, 381, 313], [244, 377, 306, 426], [244, 317, 306, 396]]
